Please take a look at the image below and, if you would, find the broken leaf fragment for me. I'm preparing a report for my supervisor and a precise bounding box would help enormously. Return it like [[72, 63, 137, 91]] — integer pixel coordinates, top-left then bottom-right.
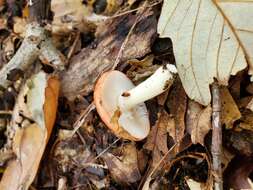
[[186, 100, 212, 145], [0, 72, 59, 190], [220, 87, 241, 129], [158, 0, 252, 105]]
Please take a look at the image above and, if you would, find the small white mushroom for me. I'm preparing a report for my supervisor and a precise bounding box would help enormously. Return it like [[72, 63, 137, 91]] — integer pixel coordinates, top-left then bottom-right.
[[94, 64, 177, 140]]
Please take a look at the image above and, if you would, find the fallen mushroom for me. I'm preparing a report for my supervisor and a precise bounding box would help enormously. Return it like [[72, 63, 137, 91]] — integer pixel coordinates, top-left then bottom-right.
[[94, 64, 177, 140]]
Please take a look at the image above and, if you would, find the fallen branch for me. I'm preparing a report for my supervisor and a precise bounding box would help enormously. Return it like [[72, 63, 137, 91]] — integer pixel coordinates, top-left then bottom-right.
[[211, 82, 223, 190], [0, 0, 65, 89]]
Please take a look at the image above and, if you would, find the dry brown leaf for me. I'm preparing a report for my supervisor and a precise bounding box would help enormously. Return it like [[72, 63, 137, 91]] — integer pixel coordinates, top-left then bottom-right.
[[166, 79, 187, 143], [144, 110, 169, 167], [0, 72, 59, 190], [0, 124, 46, 190], [220, 87, 241, 129], [102, 143, 141, 184], [186, 100, 212, 145], [158, 0, 252, 106]]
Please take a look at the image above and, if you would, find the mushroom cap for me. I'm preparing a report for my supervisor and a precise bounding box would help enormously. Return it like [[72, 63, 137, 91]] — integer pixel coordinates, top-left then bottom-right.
[[94, 70, 150, 140]]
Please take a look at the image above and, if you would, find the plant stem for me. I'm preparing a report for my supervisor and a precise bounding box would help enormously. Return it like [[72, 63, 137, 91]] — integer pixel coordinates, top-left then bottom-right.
[[118, 64, 177, 111], [211, 82, 223, 190]]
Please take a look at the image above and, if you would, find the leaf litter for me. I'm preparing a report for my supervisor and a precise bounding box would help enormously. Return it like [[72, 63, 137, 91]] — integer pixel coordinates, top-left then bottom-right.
[[0, 0, 252, 189]]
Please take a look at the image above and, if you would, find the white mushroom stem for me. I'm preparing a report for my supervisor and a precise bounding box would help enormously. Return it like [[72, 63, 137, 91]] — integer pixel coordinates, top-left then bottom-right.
[[118, 64, 177, 111]]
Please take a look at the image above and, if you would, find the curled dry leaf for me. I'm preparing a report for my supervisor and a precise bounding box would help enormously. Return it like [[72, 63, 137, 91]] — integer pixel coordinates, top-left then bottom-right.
[[0, 72, 59, 190], [102, 143, 141, 184], [186, 100, 212, 145], [158, 0, 253, 105], [166, 79, 187, 143]]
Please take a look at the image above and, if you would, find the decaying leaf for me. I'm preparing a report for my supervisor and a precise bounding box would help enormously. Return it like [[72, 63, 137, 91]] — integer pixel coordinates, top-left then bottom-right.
[[158, 0, 253, 105], [144, 110, 169, 168], [186, 100, 212, 145], [220, 87, 241, 129], [0, 72, 59, 190], [102, 143, 141, 184], [167, 79, 187, 143]]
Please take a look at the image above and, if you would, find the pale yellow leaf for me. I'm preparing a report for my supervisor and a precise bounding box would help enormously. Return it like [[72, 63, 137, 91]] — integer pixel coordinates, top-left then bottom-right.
[[158, 0, 252, 105], [186, 179, 202, 190]]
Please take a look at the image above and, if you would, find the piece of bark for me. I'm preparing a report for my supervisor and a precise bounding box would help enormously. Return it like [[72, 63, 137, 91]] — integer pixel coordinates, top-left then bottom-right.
[[211, 83, 223, 190], [60, 9, 157, 100]]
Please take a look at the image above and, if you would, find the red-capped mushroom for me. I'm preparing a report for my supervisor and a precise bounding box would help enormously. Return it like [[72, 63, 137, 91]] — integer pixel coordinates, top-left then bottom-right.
[[94, 64, 177, 140]]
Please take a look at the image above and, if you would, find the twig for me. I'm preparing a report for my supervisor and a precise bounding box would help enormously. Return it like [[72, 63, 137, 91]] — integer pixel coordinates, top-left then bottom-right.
[[93, 137, 120, 161], [79, 137, 120, 169], [0, 23, 46, 88], [0, 110, 12, 115], [109, 0, 162, 19], [71, 102, 96, 137], [0, 0, 65, 89], [211, 82, 223, 190]]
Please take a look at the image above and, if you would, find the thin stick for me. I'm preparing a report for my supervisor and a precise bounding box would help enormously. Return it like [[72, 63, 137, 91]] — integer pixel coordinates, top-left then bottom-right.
[[71, 102, 96, 137], [0, 110, 12, 115], [109, 0, 162, 19], [211, 82, 223, 190], [93, 137, 120, 161]]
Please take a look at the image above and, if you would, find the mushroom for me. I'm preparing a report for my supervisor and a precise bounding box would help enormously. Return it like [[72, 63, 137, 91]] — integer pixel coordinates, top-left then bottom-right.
[[94, 64, 177, 140]]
